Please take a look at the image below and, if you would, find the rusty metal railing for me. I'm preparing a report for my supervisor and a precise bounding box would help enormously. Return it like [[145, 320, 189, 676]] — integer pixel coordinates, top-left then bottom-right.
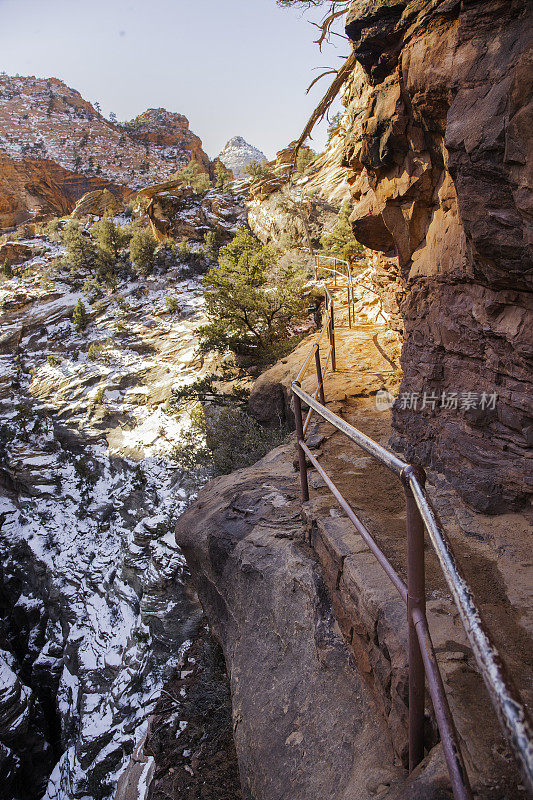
[[314, 252, 387, 325], [291, 270, 533, 799]]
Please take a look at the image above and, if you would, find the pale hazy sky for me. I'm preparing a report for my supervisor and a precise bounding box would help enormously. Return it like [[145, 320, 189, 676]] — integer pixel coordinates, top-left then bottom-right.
[[0, 0, 347, 159]]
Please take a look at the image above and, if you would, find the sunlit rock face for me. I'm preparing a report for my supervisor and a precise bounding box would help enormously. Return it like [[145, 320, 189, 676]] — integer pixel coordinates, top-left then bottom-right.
[[217, 136, 266, 179], [341, 0, 532, 512], [0, 230, 228, 797], [0, 76, 210, 228]]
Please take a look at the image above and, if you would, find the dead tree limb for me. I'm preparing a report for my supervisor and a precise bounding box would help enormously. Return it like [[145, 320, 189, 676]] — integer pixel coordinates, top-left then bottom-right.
[[291, 51, 356, 166]]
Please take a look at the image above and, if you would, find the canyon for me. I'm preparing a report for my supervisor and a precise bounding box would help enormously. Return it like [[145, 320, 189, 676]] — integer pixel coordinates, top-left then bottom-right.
[[0, 0, 531, 797], [0, 75, 210, 229]]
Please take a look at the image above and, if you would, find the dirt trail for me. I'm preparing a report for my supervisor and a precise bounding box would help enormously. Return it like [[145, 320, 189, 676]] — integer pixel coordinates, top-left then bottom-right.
[[300, 281, 532, 795]]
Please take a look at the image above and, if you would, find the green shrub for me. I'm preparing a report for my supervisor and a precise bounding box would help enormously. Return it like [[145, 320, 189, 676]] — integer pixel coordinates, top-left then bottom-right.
[[130, 227, 156, 276], [47, 354, 59, 367], [1, 260, 13, 278], [172, 405, 288, 475], [44, 217, 62, 242], [327, 111, 343, 143], [320, 200, 366, 263], [73, 299, 89, 331], [175, 239, 192, 262], [87, 342, 110, 364], [245, 160, 270, 179], [40, 274, 55, 291], [170, 161, 212, 195], [198, 227, 307, 364], [92, 387, 106, 406], [165, 294, 180, 313], [295, 146, 317, 175]]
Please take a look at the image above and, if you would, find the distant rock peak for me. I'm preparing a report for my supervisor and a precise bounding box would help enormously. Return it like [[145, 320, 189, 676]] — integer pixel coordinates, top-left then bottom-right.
[[217, 136, 266, 179]]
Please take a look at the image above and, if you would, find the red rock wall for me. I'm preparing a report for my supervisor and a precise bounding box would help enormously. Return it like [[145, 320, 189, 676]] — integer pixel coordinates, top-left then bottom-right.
[[0, 152, 129, 228], [0, 76, 210, 228], [342, 0, 532, 512]]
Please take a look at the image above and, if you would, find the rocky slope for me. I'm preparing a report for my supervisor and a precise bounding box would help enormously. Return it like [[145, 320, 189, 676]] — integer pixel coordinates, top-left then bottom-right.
[[333, 0, 532, 512], [0, 76, 210, 228], [175, 294, 530, 798], [217, 136, 266, 179], [0, 211, 247, 797]]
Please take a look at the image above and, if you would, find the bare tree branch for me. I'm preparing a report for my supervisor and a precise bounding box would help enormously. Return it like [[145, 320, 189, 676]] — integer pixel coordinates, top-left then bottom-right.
[[277, 0, 351, 49], [293, 51, 356, 162], [306, 69, 338, 93]]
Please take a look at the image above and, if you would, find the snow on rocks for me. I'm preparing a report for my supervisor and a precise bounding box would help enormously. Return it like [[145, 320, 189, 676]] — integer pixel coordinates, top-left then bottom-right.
[[0, 239, 215, 798], [217, 136, 267, 179]]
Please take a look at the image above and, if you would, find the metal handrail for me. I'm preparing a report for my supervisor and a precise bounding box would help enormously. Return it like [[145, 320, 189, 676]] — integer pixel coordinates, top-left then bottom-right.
[[290, 275, 533, 799], [314, 252, 387, 325]]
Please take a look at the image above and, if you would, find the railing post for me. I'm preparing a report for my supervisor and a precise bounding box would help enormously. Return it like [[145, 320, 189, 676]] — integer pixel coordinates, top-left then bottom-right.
[[330, 302, 336, 371], [348, 284, 352, 328], [314, 344, 326, 406], [402, 465, 427, 771], [293, 382, 309, 501]]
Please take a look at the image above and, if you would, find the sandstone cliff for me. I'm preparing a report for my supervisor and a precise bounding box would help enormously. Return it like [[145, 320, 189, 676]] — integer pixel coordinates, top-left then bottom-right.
[[248, 0, 531, 512], [335, 0, 533, 512], [0, 151, 130, 229], [0, 76, 210, 229]]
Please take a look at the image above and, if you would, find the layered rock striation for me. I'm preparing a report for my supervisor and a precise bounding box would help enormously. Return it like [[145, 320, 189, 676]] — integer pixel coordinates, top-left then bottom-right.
[[0, 76, 210, 228], [336, 0, 533, 511]]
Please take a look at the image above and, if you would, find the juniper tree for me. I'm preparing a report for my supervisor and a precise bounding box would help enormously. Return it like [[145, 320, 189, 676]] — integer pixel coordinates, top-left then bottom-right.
[[130, 227, 157, 276], [62, 221, 96, 272], [198, 227, 307, 363], [73, 298, 89, 331], [91, 216, 127, 261]]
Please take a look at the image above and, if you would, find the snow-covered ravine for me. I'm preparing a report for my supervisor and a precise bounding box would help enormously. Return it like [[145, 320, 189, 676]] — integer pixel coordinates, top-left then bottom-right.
[[0, 242, 217, 799]]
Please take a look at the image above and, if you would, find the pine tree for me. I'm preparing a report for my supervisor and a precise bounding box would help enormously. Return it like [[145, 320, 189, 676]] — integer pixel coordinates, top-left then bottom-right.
[[320, 200, 365, 262], [73, 299, 89, 332]]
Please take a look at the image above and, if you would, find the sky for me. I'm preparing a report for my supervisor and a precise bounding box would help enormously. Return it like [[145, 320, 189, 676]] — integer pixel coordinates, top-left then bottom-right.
[[0, 0, 348, 160]]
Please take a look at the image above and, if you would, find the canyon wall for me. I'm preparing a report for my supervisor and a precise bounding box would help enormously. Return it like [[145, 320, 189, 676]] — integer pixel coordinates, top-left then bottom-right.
[[338, 0, 532, 512], [0, 76, 210, 228]]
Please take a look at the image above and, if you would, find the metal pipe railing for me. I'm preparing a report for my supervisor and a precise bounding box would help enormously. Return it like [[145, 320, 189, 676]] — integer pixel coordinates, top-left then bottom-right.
[[314, 252, 387, 324], [290, 276, 533, 798]]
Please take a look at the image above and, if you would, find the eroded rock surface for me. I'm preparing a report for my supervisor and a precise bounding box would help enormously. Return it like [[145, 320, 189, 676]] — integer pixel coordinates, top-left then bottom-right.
[[175, 447, 411, 800], [338, 0, 533, 511], [0, 75, 210, 228], [0, 234, 224, 798]]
